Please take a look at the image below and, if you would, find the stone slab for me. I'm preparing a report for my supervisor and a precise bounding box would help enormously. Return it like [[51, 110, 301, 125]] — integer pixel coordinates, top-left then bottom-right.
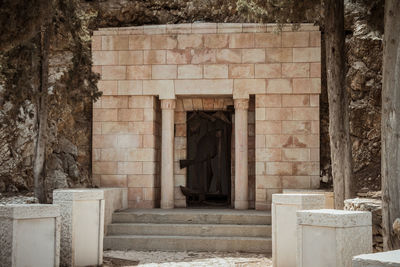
[[353, 250, 400, 267], [297, 209, 372, 228], [53, 188, 104, 201], [113, 208, 271, 225], [108, 223, 271, 237], [104, 235, 271, 253], [0, 204, 60, 219]]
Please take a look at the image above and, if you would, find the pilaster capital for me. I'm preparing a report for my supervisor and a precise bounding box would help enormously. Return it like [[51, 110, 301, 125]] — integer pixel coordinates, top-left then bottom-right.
[[234, 98, 249, 110], [161, 99, 176, 110]]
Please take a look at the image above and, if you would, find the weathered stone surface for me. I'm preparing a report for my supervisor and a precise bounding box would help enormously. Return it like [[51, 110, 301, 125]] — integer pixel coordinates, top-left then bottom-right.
[[297, 209, 372, 227], [104, 208, 271, 253], [345, 197, 383, 252], [297, 209, 372, 267], [272, 193, 325, 267], [353, 250, 400, 267], [53, 189, 105, 267], [0, 204, 60, 267], [319, 0, 383, 190]]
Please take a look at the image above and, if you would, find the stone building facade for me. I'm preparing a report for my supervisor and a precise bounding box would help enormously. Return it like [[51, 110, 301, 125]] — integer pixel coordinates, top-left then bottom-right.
[[91, 23, 321, 210]]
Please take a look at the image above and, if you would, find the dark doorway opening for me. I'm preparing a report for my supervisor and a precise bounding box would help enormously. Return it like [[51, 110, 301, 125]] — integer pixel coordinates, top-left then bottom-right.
[[179, 111, 232, 207]]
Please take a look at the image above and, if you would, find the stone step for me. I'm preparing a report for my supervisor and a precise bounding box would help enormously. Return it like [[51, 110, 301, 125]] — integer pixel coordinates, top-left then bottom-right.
[[112, 209, 271, 225], [104, 235, 271, 253], [107, 223, 271, 237]]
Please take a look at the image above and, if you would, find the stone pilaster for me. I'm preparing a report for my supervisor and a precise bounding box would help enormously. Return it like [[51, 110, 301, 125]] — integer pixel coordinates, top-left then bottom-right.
[[234, 98, 249, 210], [160, 99, 176, 209]]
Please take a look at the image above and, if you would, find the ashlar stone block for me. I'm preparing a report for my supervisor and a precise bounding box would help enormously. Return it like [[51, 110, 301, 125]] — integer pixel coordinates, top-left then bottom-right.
[[272, 194, 325, 267], [282, 189, 334, 209], [53, 189, 105, 267], [297, 209, 372, 267], [0, 204, 60, 267]]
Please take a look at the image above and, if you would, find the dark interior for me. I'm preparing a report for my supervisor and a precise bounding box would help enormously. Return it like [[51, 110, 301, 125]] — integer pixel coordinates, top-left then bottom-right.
[[179, 111, 232, 207]]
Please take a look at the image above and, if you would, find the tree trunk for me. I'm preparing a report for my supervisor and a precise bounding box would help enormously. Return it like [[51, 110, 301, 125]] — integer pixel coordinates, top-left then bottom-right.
[[382, 0, 400, 250], [33, 25, 50, 203], [324, 0, 354, 209]]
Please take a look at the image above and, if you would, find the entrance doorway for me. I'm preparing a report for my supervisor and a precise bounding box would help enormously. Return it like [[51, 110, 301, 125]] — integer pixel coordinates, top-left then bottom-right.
[[179, 111, 232, 207]]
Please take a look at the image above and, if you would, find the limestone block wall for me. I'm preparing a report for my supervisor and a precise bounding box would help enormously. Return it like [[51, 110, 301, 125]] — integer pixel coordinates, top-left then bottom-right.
[[255, 93, 320, 210], [93, 95, 161, 208], [92, 23, 321, 209]]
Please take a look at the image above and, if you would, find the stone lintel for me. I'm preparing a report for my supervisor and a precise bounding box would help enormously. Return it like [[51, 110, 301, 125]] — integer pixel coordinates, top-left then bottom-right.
[[95, 23, 319, 36]]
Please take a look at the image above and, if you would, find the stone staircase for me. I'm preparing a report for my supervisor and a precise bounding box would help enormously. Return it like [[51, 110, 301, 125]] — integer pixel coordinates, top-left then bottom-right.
[[103, 208, 272, 253]]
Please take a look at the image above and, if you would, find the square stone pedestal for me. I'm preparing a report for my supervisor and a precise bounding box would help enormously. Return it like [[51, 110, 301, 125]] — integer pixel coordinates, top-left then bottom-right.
[[53, 189, 105, 267], [272, 193, 325, 267], [0, 204, 60, 267], [297, 209, 372, 267], [353, 250, 400, 267]]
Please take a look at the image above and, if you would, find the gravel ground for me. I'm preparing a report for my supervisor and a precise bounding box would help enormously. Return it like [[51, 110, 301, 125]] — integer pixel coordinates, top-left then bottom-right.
[[103, 251, 272, 267]]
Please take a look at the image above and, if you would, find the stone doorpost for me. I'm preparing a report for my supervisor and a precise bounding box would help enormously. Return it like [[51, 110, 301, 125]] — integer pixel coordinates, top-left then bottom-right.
[[234, 98, 249, 210], [161, 99, 176, 209]]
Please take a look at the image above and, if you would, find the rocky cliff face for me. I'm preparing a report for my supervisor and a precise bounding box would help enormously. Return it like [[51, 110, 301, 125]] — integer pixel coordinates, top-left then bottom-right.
[[0, 0, 383, 196], [345, 0, 383, 191]]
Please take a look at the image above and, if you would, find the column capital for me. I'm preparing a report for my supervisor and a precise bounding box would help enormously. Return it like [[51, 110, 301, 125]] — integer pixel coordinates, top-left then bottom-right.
[[234, 98, 249, 110], [161, 99, 176, 110]]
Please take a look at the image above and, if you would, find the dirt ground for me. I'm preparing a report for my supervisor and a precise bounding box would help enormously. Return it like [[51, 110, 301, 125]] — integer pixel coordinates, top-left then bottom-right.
[[102, 250, 272, 267]]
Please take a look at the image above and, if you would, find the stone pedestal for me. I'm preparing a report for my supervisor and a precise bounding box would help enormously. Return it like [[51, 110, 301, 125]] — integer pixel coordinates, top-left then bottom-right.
[[297, 209, 372, 267], [53, 189, 105, 267], [234, 98, 249, 210], [161, 99, 176, 209], [0, 204, 60, 267], [352, 250, 400, 267], [272, 193, 325, 267]]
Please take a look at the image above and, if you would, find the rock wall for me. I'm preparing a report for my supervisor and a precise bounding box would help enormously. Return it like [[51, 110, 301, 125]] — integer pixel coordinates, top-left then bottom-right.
[[0, 0, 383, 196], [0, 0, 100, 196], [345, 0, 383, 191]]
